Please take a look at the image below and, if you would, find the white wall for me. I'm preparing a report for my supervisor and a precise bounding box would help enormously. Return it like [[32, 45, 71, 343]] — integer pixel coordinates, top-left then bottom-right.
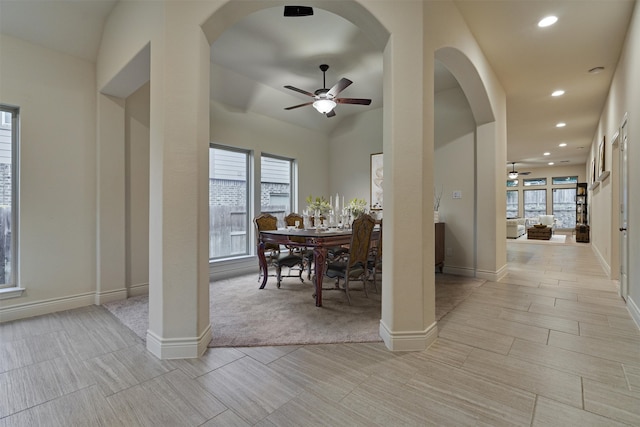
[[125, 82, 150, 296], [588, 1, 640, 327], [434, 87, 476, 275], [0, 35, 97, 316], [210, 99, 330, 206], [329, 108, 383, 207]]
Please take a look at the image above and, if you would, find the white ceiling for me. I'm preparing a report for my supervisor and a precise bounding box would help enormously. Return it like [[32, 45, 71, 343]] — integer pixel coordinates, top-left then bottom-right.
[[0, 0, 635, 173]]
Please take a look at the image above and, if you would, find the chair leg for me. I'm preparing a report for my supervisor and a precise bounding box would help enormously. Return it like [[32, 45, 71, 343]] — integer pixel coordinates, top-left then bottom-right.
[[276, 265, 282, 288], [344, 276, 352, 305]]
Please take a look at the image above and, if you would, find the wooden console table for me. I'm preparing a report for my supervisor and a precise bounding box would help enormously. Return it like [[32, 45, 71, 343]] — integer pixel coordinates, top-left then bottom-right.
[[435, 222, 445, 272]]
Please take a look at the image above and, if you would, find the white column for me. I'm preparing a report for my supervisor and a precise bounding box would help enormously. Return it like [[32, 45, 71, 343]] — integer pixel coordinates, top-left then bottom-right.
[[146, 5, 211, 359]]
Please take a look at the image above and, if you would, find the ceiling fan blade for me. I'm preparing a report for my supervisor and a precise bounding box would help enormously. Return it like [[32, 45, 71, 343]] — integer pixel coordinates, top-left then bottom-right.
[[336, 97, 372, 105], [325, 110, 336, 118], [327, 78, 352, 97], [520, 171, 531, 175], [284, 85, 316, 98], [284, 101, 314, 110]]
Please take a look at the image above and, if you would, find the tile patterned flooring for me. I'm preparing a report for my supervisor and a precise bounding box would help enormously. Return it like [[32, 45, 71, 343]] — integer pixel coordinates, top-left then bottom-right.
[[1, 239, 639, 426]]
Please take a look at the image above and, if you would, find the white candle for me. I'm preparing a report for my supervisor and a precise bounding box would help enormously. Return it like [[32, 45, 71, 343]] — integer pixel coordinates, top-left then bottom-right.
[[342, 196, 345, 209], [335, 193, 339, 211], [330, 196, 333, 208]]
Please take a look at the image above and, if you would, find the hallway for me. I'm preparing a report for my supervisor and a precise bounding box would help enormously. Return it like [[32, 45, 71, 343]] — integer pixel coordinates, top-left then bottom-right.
[[0, 239, 638, 425]]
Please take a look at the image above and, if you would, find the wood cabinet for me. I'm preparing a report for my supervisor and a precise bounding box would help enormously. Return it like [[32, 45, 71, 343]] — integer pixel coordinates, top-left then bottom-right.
[[435, 222, 445, 273]]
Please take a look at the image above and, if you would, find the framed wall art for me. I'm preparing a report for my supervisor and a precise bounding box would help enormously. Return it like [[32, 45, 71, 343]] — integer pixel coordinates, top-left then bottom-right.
[[370, 152, 383, 210]]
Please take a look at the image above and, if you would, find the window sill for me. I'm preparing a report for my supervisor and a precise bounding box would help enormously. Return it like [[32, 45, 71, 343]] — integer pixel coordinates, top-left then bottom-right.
[[0, 287, 25, 300]]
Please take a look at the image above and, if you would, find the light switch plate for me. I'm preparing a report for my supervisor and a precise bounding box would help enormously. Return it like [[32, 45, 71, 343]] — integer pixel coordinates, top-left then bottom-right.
[[453, 191, 462, 199]]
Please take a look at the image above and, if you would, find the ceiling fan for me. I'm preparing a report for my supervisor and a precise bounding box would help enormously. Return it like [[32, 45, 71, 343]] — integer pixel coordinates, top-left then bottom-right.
[[284, 64, 372, 117], [508, 162, 531, 179]]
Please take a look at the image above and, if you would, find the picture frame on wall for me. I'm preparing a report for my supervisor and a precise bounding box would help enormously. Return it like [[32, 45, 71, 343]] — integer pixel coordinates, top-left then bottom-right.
[[597, 136, 609, 180], [370, 152, 383, 210]]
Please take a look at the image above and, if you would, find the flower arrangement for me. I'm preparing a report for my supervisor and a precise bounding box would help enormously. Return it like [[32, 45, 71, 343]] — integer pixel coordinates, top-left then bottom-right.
[[348, 198, 368, 218], [306, 195, 332, 215], [434, 185, 443, 211]]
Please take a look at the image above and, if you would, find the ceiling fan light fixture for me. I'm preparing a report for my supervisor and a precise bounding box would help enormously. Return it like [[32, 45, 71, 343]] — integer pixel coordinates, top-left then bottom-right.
[[312, 99, 336, 114], [509, 172, 519, 179]]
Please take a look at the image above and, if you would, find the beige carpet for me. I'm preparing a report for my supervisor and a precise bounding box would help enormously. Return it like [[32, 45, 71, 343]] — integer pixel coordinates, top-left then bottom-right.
[[104, 272, 484, 347]]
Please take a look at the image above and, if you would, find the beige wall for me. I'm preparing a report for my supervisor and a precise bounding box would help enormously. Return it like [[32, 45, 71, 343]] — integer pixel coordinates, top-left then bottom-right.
[[125, 82, 150, 296], [434, 87, 476, 275], [329, 108, 383, 206], [0, 35, 97, 316], [588, 1, 639, 326]]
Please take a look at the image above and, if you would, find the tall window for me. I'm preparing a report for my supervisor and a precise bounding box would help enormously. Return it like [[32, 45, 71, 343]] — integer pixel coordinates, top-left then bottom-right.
[[506, 190, 519, 218], [524, 189, 546, 220], [209, 145, 250, 260], [0, 106, 17, 287], [260, 154, 294, 224], [553, 188, 577, 229]]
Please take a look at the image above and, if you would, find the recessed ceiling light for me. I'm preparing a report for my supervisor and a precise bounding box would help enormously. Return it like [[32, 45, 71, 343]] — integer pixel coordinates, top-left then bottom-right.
[[538, 16, 558, 27], [559, 143, 567, 147], [548, 162, 555, 165], [544, 152, 551, 156], [556, 122, 566, 128], [552, 90, 565, 97], [588, 66, 605, 74]]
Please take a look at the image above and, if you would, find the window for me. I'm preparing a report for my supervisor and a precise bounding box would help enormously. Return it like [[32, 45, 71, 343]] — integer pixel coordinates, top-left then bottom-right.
[[552, 176, 578, 185], [260, 154, 294, 224], [524, 189, 546, 220], [553, 188, 577, 229], [0, 106, 17, 288], [506, 190, 519, 218], [209, 145, 250, 260], [506, 179, 519, 187], [523, 178, 546, 186]]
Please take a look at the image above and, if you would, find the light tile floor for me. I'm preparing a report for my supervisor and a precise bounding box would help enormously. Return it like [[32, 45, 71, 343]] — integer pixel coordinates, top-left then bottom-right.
[[1, 239, 639, 426]]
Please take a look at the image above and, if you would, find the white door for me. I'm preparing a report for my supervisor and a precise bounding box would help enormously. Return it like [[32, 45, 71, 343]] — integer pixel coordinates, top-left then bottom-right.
[[619, 115, 629, 301]]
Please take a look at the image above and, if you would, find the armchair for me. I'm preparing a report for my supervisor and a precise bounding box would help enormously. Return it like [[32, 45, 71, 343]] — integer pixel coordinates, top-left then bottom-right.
[[538, 215, 556, 233]]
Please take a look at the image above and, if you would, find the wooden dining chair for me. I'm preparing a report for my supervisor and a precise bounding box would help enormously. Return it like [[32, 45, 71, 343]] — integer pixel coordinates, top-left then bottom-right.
[[325, 213, 376, 304], [284, 212, 314, 279], [254, 213, 305, 288], [367, 219, 382, 292]]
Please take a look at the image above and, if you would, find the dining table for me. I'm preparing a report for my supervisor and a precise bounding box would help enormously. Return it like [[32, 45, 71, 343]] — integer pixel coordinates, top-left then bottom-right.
[[257, 227, 358, 307]]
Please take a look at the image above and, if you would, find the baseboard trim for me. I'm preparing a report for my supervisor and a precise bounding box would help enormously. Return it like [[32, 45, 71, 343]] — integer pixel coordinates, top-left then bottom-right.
[[378, 319, 438, 351], [627, 295, 640, 330], [210, 256, 258, 281], [94, 288, 128, 305], [0, 292, 95, 323], [476, 263, 508, 282], [442, 266, 476, 277], [591, 243, 612, 278], [146, 323, 212, 359], [128, 282, 149, 297]]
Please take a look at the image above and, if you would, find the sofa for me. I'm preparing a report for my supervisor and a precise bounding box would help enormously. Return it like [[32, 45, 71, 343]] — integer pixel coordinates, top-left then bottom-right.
[[507, 218, 526, 238]]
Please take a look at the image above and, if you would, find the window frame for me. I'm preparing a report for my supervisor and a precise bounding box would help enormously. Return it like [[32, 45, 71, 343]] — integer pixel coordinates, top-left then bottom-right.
[[0, 105, 19, 293], [208, 144, 251, 261], [260, 152, 296, 219], [506, 189, 519, 218], [523, 188, 547, 220]]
